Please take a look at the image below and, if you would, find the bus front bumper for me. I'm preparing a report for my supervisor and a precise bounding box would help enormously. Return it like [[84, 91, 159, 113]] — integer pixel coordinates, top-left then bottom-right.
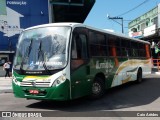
[[12, 80, 70, 101]]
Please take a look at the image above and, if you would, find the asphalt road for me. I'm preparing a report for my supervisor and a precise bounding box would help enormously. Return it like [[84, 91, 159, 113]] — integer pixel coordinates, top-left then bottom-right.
[[0, 78, 160, 120]]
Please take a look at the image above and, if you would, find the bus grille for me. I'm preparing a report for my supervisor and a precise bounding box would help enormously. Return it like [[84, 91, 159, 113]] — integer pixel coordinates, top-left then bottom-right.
[[20, 81, 50, 87]]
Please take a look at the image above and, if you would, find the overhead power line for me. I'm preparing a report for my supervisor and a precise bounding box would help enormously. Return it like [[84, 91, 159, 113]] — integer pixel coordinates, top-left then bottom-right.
[[117, 0, 150, 17]]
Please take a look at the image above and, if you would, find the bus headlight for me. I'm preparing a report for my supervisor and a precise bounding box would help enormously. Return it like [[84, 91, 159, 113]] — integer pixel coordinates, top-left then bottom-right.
[[52, 75, 66, 86], [12, 76, 20, 86]]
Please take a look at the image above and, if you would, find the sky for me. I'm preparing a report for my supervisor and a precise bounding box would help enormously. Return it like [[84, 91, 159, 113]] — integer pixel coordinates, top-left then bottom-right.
[[84, 0, 160, 35]]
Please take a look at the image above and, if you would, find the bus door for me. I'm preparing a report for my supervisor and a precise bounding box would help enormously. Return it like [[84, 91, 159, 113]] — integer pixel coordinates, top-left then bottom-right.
[[70, 27, 91, 99]]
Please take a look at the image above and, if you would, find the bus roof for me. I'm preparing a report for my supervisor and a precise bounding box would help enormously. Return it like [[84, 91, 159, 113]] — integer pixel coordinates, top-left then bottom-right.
[[24, 22, 150, 44], [24, 22, 81, 30]]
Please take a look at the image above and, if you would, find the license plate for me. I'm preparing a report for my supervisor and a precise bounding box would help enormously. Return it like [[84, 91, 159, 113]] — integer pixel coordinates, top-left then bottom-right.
[[29, 90, 39, 94]]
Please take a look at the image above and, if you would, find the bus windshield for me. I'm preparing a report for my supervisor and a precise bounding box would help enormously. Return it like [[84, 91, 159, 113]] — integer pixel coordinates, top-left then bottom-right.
[[13, 26, 71, 71]]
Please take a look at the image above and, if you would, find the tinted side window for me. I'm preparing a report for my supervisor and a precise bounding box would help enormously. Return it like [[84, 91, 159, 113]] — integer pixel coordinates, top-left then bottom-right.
[[89, 31, 107, 56], [108, 35, 121, 57], [108, 35, 115, 56], [72, 34, 88, 59], [130, 41, 139, 57], [121, 39, 130, 57], [71, 30, 89, 70], [139, 43, 146, 57], [145, 44, 151, 58]]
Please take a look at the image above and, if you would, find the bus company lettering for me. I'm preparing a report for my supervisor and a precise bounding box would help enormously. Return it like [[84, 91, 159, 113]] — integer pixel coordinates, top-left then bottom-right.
[[7, 1, 27, 6], [96, 60, 114, 69]]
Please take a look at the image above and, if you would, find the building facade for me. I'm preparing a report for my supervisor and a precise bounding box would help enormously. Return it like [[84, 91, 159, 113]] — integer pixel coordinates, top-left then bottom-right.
[[0, 0, 95, 76], [128, 5, 159, 39], [0, 0, 49, 67], [128, 3, 160, 59]]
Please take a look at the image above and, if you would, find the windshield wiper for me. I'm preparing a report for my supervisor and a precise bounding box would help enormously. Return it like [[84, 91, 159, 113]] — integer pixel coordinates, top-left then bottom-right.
[[20, 39, 33, 71], [38, 41, 51, 75]]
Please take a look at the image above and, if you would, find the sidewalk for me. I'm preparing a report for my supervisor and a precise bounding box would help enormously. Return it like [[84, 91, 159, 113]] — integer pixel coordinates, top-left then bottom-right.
[[0, 77, 13, 93]]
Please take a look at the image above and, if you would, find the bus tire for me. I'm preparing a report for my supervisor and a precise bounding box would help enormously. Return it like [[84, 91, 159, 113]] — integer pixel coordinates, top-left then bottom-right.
[[136, 68, 142, 83], [90, 77, 105, 99]]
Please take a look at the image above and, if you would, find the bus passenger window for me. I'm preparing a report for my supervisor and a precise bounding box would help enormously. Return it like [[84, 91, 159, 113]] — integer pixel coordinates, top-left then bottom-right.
[[145, 44, 151, 58], [71, 36, 78, 59], [71, 34, 88, 59], [71, 34, 88, 70]]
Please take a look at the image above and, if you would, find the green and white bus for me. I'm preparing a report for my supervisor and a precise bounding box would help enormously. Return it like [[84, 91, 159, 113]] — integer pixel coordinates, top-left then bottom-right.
[[12, 23, 152, 100]]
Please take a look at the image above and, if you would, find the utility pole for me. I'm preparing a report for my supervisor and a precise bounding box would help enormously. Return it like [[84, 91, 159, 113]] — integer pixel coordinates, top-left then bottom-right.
[[107, 16, 124, 33]]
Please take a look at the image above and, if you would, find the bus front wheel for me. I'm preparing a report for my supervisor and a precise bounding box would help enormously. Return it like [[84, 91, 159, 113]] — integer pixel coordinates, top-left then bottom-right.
[[91, 77, 105, 99]]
